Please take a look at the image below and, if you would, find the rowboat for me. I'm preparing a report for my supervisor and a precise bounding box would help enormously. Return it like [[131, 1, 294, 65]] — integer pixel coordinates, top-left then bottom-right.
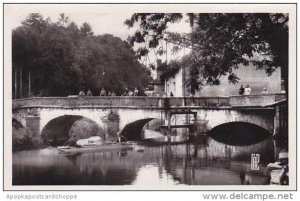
[[57, 143, 133, 154]]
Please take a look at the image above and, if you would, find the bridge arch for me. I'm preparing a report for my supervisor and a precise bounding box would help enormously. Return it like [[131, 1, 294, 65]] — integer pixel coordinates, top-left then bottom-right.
[[197, 109, 274, 134], [39, 108, 110, 133], [208, 121, 272, 146], [12, 118, 25, 129], [118, 108, 163, 133], [120, 118, 154, 141], [41, 115, 105, 146], [120, 118, 164, 140], [12, 109, 28, 128]]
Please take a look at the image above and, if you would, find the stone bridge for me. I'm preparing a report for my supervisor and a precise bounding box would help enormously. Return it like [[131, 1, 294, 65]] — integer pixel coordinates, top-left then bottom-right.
[[12, 94, 286, 144]]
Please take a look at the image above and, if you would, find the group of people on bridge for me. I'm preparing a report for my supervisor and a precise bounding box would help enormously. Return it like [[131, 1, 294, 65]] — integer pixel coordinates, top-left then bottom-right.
[[78, 87, 140, 97], [239, 84, 269, 95], [77, 84, 271, 98]]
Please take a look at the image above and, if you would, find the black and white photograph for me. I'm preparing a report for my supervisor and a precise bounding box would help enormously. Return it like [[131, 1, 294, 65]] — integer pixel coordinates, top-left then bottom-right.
[[3, 3, 296, 191]]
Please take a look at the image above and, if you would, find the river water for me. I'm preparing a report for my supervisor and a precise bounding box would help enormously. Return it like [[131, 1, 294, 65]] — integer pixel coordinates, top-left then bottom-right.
[[12, 136, 274, 186]]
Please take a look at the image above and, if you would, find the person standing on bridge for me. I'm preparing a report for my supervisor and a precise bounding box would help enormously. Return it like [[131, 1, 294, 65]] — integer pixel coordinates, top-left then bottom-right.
[[122, 88, 129, 96], [134, 87, 139, 96], [261, 87, 269, 94], [79, 90, 85, 97], [100, 87, 106, 96], [244, 84, 251, 95], [86, 89, 92, 97], [128, 89, 134, 96], [239, 85, 245, 95]]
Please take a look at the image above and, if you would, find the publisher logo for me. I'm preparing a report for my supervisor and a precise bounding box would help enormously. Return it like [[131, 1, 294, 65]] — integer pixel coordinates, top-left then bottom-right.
[[251, 154, 260, 170]]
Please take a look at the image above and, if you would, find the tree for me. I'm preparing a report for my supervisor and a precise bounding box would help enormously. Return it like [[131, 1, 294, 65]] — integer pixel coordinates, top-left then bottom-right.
[[57, 13, 69, 27], [125, 13, 289, 94], [12, 13, 48, 98], [80, 22, 93, 36], [12, 13, 152, 97]]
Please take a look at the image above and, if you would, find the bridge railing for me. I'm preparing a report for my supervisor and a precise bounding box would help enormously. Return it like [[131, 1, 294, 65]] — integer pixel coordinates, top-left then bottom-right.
[[229, 93, 286, 107], [12, 97, 159, 108], [12, 93, 286, 109]]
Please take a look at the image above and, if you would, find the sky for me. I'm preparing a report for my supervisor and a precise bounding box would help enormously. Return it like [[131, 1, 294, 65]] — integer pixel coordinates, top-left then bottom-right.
[[8, 5, 139, 40], [7, 4, 191, 43]]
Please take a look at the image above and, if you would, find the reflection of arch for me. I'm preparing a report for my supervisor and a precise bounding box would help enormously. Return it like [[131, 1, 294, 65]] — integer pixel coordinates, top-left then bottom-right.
[[208, 122, 271, 146], [120, 118, 156, 141], [41, 115, 102, 146], [12, 118, 25, 129]]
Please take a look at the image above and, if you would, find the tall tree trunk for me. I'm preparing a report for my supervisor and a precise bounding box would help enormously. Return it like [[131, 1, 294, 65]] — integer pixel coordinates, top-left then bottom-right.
[[165, 41, 168, 64], [19, 67, 22, 98], [182, 47, 186, 97], [28, 68, 31, 97], [14, 68, 17, 99]]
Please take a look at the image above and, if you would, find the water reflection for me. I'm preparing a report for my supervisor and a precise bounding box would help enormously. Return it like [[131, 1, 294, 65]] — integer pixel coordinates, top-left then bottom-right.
[[13, 137, 273, 186]]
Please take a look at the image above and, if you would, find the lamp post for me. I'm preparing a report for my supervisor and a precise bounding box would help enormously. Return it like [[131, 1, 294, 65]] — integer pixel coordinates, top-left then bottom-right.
[[97, 65, 105, 88], [102, 71, 105, 88]]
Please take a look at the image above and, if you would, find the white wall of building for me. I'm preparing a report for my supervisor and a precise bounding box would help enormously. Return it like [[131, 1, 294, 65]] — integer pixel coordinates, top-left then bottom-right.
[[164, 68, 183, 97], [194, 66, 281, 96], [163, 65, 282, 97]]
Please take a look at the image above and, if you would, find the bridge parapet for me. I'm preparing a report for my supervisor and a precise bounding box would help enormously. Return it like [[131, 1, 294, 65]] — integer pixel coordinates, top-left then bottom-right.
[[12, 96, 230, 108], [229, 93, 286, 107], [12, 97, 164, 108], [12, 93, 286, 109]]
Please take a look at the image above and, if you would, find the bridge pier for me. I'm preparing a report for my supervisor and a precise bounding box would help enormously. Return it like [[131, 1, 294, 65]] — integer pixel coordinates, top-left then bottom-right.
[[272, 100, 288, 160], [25, 115, 40, 136], [102, 110, 120, 141]]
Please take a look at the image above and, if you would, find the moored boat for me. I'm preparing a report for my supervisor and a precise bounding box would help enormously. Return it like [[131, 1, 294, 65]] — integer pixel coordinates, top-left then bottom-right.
[[57, 142, 133, 154]]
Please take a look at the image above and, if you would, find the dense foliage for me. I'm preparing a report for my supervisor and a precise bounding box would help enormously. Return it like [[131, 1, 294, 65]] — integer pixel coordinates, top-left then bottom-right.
[[12, 13, 152, 98], [125, 13, 288, 94]]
